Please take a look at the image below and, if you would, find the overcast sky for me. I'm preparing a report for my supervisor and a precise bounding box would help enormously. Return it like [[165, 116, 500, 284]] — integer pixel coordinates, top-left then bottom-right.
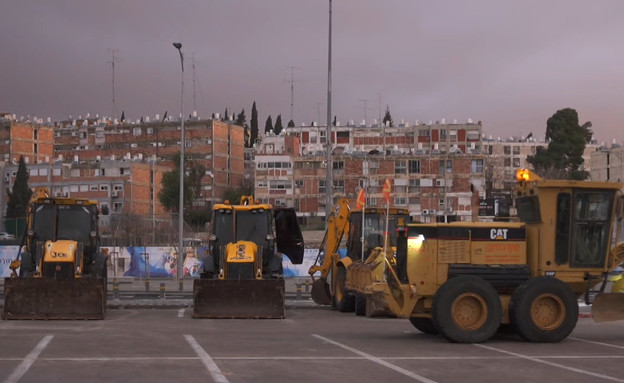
[[1, 1, 623, 144]]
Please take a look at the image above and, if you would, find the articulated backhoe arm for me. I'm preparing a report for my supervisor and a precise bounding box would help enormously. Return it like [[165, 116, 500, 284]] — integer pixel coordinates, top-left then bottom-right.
[[308, 198, 351, 279]]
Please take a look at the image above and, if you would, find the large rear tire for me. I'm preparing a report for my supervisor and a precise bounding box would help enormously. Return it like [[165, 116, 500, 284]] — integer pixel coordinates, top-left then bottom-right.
[[355, 294, 366, 316], [432, 275, 501, 343], [334, 266, 355, 312], [510, 277, 578, 342], [409, 317, 438, 334]]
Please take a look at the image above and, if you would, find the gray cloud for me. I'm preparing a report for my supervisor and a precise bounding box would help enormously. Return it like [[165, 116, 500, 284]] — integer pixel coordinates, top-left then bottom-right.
[[1, 0, 623, 143]]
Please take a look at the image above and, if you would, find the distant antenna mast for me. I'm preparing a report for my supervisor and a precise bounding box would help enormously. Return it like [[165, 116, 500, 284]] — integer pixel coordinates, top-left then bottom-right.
[[285, 66, 301, 122], [108, 48, 119, 120], [359, 98, 373, 124], [315, 102, 323, 125], [192, 53, 197, 113]]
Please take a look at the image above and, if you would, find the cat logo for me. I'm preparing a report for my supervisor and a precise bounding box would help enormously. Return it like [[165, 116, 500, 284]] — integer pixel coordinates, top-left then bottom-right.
[[490, 228, 508, 240]]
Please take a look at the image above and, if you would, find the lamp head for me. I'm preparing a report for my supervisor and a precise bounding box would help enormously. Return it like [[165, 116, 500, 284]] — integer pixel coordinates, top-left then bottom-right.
[[173, 42, 182, 50]]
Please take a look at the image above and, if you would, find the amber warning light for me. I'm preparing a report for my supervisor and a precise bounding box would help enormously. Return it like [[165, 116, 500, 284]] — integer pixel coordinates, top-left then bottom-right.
[[516, 169, 531, 182]]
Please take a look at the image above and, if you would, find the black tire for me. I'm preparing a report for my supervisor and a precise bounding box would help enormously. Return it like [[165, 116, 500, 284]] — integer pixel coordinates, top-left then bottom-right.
[[355, 294, 366, 316], [19, 252, 34, 277], [432, 275, 502, 343], [334, 266, 355, 312], [409, 317, 438, 335], [509, 277, 578, 343]]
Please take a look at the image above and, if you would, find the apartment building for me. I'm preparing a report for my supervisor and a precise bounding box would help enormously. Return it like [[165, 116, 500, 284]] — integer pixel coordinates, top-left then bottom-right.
[[590, 143, 624, 182]]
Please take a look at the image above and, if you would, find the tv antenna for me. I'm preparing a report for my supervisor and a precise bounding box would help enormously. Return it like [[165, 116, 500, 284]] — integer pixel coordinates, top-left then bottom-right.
[[284, 66, 301, 122], [108, 48, 119, 120]]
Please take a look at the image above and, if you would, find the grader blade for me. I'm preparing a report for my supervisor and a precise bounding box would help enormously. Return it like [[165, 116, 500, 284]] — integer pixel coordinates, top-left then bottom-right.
[[2, 278, 106, 320], [192, 279, 286, 319], [591, 293, 624, 322], [310, 278, 332, 305]]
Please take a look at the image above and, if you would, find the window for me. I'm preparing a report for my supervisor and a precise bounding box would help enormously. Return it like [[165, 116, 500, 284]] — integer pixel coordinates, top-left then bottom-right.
[[133, 127, 142, 136], [318, 180, 326, 193], [100, 185, 109, 191], [53, 168, 61, 176], [146, 127, 154, 134], [333, 180, 344, 193], [504, 158, 511, 167], [513, 158, 521, 168], [409, 178, 421, 193], [449, 130, 457, 142], [39, 168, 48, 176], [439, 159, 452, 173], [112, 202, 123, 212], [471, 159, 484, 173], [513, 146, 520, 155], [269, 180, 292, 189], [394, 197, 407, 206], [332, 161, 344, 170], [395, 160, 407, 174], [439, 129, 447, 140], [29, 169, 39, 176], [409, 160, 421, 174], [409, 197, 421, 204], [467, 130, 480, 141], [336, 131, 349, 139], [418, 129, 430, 137], [395, 185, 407, 193], [33, 129, 38, 140], [257, 180, 267, 188], [90, 185, 98, 191], [295, 179, 304, 188], [504, 146, 511, 155]]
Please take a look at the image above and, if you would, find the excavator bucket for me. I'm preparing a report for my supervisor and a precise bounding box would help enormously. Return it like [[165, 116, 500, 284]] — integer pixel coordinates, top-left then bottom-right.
[[311, 278, 332, 305], [2, 278, 106, 320], [591, 293, 624, 322], [192, 279, 286, 319]]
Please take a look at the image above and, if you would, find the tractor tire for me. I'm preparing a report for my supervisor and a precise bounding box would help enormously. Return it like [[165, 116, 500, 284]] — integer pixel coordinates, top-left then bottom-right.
[[409, 317, 438, 335], [509, 277, 578, 343], [432, 275, 502, 343], [19, 252, 34, 277], [334, 266, 355, 312], [355, 294, 366, 316]]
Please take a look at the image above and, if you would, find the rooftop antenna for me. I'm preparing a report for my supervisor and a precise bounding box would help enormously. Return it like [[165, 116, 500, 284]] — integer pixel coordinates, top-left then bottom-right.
[[192, 53, 197, 113], [285, 66, 301, 122], [108, 48, 119, 120], [358, 98, 373, 125]]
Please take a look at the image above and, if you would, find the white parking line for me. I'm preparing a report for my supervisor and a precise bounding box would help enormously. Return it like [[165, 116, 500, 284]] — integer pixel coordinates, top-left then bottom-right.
[[3, 335, 53, 383], [178, 308, 186, 318], [312, 334, 437, 383], [570, 337, 624, 350], [185, 335, 229, 383], [475, 343, 624, 382]]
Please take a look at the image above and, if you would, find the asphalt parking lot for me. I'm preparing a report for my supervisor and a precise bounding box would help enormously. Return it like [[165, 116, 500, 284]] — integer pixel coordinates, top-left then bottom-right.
[[0, 307, 623, 383]]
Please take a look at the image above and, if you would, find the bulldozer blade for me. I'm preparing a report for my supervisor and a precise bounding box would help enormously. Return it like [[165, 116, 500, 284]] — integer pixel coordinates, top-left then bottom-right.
[[2, 278, 106, 320], [192, 278, 286, 319], [311, 278, 332, 305], [591, 293, 624, 322]]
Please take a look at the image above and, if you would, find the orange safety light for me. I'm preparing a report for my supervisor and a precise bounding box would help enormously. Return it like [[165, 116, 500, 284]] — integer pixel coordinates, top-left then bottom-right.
[[516, 169, 531, 182]]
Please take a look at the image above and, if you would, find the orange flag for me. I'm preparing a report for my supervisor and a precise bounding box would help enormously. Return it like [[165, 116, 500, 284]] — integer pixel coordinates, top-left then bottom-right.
[[382, 178, 392, 204], [356, 189, 366, 209]]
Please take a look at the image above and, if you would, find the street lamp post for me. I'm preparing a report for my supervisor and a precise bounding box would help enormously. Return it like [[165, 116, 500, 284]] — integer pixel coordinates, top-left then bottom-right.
[[173, 42, 184, 281], [325, 0, 333, 219]]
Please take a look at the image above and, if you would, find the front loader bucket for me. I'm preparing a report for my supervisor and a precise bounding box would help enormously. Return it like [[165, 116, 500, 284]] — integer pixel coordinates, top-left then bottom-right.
[[592, 293, 624, 322], [192, 278, 285, 319], [310, 278, 332, 305], [2, 278, 106, 320]]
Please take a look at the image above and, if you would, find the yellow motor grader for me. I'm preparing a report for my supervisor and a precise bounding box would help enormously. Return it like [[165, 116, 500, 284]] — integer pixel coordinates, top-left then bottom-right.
[[193, 196, 304, 319], [3, 188, 109, 320], [347, 169, 624, 343]]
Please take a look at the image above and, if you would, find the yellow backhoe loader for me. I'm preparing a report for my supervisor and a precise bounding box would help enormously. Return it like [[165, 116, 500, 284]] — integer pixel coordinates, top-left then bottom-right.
[[3, 188, 109, 320], [347, 169, 624, 343], [308, 198, 409, 316], [193, 196, 304, 319]]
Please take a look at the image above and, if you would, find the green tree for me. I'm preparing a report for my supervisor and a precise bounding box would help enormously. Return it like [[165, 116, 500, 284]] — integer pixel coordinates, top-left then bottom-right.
[[250, 101, 258, 148], [332, 115, 337, 126], [223, 187, 253, 204], [157, 152, 193, 212], [223, 107, 229, 121], [264, 115, 273, 134], [6, 156, 32, 220], [527, 108, 591, 180], [383, 105, 393, 127], [287, 119, 295, 128], [274, 114, 283, 135]]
